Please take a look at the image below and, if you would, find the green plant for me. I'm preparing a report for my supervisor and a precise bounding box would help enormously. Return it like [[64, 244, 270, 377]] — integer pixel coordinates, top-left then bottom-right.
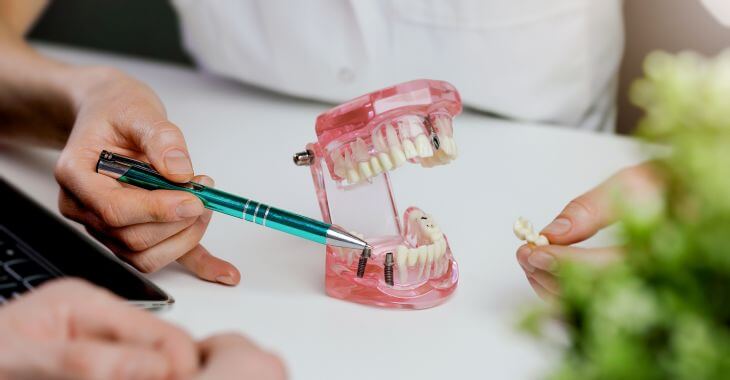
[[524, 51, 730, 380]]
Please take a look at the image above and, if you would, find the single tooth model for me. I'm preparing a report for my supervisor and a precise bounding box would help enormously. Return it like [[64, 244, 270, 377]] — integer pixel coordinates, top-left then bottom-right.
[[294, 79, 461, 309], [513, 217, 550, 246]]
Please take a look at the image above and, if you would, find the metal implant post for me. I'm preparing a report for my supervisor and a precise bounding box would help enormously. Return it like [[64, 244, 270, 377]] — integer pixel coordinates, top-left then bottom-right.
[[384, 252, 394, 286], [356, 245, 372, 278]]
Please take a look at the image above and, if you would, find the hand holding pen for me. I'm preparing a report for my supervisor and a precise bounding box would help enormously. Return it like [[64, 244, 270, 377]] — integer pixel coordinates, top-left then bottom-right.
[[53, 68, 240, 285]]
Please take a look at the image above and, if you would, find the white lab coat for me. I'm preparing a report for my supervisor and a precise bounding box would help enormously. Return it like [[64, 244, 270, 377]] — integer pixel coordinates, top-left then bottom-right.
[[171, 0, 624, 130]]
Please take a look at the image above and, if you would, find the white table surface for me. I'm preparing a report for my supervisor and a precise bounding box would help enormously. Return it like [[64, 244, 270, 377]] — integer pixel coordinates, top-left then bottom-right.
[[0, 44, 647, 379]]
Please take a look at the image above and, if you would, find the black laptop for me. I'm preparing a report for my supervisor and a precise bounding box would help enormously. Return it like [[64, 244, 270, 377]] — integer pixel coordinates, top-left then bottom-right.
[[0, 177, 173, 308]]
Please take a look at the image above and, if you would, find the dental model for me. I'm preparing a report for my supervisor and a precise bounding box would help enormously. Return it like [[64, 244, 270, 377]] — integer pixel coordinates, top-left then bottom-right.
[[513, 217, 550, 246], [294, 79, 460, 309]]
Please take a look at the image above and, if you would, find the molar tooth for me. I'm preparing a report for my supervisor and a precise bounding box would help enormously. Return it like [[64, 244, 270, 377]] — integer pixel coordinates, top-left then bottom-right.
[[396, 245, 408, 284], [402, 139, 418, 159], [534, 235, 550, 246], [415, 246, 428, 279], [414, 134, 434, 157], [424, 253, 434, 279], [435, 238, 446, 258]]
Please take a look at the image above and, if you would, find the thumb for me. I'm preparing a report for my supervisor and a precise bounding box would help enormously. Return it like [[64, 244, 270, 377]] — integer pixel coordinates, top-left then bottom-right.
[[138, 120, 195, 183], [541, 163, 659, 245], [112, 102, 195, 182], [48, 341, 170, 380]]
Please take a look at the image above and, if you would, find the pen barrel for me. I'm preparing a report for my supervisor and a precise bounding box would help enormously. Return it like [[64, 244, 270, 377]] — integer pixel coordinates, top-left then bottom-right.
[[118, 167, 329, 244]]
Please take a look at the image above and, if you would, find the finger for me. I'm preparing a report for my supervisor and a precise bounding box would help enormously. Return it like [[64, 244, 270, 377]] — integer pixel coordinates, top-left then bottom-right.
[[50, 341, 169, 380], [34, 279, 199, 377], [112, 102, 194, 182], [56, 161, 205, 226], [540, 163, 660, 245], [177, 244, 241, 286], [119, 205, 213, 273], [197, 334, 287, 380], [526, 275, 554, 301], [105, 217, 198, 252], [516, 244, 535, 273], [528, 270, 560, 295], [527, 245, 623, 273]]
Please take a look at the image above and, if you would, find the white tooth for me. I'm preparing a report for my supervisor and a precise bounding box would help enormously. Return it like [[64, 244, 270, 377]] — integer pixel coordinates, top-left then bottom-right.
[[407, 247, 419, 267], [435, 238, 446, 258], [414, 134, 434, 157], [438, 132, 453, 155], [386, 124, 401, 148], [331, 151, 347, 179], [434, 149, 451, 164], [535, 234, 550, 246], [513, 220, 527, 240], [428, 230, 444, 243], [390, 148, 406, 167], [424, 245, 434, 279], [525, 231, 540, 244], [373, 129, 388, 152], [347, 249, 355, 266], [346, 169, 360, 184], [448, 137, 458, 158], [369, 156, 383, 175], [343, 150, 360, 184], [396, 245, 408, 284], [358, 161, 373, 178], [416, 246, 428, 279], [378, 152, 393, 171], [402, 139, 418, 159]]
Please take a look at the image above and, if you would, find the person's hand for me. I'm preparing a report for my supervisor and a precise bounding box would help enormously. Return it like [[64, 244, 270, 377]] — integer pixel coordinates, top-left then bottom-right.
[[194, 334, 287, 380], [516, 163, 662, 300], [0, 279, 199, 379], [54, 67, 240, 285], [0, 279, 288, 380]]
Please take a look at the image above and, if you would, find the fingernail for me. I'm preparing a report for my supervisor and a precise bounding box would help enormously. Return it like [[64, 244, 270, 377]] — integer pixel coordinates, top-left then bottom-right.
[[176, 200, 203, 218], [164, 149, 193, 175], [216, 275, 236, 285], [542, 218, 571, 236], [516, 245, 535, 273], [528, 251, 557, 272], [199, 176, 215, 187]]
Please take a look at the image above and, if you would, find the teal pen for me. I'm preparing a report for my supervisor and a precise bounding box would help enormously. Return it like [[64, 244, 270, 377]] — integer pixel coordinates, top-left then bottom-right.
[[96, 150, 370, 251]]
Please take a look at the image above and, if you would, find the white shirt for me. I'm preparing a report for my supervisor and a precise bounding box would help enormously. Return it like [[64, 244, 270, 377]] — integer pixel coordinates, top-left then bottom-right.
[[171, 0, 624, 131]]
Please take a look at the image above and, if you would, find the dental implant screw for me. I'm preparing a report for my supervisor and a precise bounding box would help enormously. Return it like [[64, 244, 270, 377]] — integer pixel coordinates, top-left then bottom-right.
[[293, 150, 314, 166], [384, 252, 394, 286], [356, 246, 372, 278]]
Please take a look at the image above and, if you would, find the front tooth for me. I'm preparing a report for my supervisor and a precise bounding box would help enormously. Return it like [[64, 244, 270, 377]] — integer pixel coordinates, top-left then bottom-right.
[[344, 150, 360, 184], [390, 147, 406, 167], [414, 134, 434, 157], [378, 152, 394, 171], [402, 139, 418, 159], [369, 156, 383, 175], [386, 124, 401, 148], [396, 245, 408, 284], [358, 161, 373, 178]]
